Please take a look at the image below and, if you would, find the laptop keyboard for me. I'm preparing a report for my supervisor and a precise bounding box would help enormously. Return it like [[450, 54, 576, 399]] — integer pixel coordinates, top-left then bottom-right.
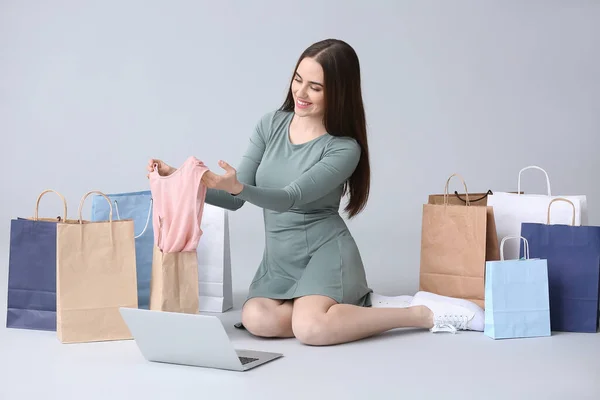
[[239, 356, 259, 365]]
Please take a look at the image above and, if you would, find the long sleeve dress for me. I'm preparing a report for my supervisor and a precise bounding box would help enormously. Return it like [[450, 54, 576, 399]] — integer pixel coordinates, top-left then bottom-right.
[[204, 109, 373, 307]]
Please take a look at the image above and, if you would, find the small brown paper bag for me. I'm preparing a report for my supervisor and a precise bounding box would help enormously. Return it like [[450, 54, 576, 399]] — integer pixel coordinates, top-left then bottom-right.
[[419, 174, 500, 309], [428, 190, 494, 206], [428, 190, 522, 206], [56, 191, 138, 343], [149, 246, 199, 314]]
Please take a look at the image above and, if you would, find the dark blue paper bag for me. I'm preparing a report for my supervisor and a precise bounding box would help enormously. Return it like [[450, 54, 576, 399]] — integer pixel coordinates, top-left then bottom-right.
[[520, 198, 600, 333], [90, 190, 153, 309], [6, 190, 70, 331]]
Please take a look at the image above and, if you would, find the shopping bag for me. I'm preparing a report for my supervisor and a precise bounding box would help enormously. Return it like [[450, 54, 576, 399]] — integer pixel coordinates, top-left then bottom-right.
[[428, 190, 494, 206], [484, 236, 551, 339], [428, 190, 522, 206], [90, 190, 153, 309], [419, 174, 500, 309], [520, 198, 600, 333], [6, 189, 76, 331], [487, 165, 587, 260], [428, 189, 502, 277], [149, 246, 199, 314], [56, 191, 138, 343], [197, 204, 233, 312]]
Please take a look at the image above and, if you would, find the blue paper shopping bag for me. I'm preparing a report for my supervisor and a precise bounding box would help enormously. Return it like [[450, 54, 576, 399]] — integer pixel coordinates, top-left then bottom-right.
[[6, 189, 74, 331], [90, 190, 153, 309], [484, 235, 551, 339], [521, 198, 600, 333]]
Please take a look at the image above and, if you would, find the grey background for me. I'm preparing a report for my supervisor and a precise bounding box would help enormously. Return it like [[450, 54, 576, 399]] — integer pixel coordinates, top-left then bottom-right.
[[1, 1, 599, 399]]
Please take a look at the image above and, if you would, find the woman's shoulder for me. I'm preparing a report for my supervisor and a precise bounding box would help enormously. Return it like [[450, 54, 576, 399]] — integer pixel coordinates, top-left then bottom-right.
[[325, 134, 360, 154], [254, 109, 293, 141]]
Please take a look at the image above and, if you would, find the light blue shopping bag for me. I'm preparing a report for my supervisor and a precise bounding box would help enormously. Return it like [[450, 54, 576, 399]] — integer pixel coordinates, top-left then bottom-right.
[[484, 235, 551, 339], [90, 190, 153, 309]]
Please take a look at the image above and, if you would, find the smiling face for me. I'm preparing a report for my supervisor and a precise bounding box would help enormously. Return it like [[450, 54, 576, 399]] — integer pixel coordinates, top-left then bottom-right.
[[291, 57, 325, 119]]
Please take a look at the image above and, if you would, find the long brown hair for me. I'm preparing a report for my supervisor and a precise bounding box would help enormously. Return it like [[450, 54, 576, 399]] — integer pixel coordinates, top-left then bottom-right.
[[279, 39, 370, 218]]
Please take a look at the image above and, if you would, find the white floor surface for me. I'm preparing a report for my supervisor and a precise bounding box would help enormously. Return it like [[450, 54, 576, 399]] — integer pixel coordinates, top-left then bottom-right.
[[1, 290, 599, 400]]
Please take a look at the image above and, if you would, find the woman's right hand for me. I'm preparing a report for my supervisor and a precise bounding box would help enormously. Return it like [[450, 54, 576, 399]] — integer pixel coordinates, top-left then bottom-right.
[[147, 158, 175, 177]]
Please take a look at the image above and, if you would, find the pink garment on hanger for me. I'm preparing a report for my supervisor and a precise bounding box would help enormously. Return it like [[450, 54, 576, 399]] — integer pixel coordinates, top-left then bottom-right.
[[148, 156, 209, 253]]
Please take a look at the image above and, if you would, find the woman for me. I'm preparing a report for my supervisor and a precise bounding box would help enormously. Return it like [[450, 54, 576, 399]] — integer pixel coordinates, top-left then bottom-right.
[[147, 39, 484, 345]]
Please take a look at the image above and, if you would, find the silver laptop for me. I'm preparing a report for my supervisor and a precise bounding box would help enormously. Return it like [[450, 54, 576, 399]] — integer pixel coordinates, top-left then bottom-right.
[[119, 307, 283, 371]]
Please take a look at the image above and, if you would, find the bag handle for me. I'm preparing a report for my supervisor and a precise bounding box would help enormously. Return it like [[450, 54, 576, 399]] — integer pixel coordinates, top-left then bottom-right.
[[33, 189, 68, 221], [453, 189, 492, 203], [76, 191, 115, 244], [114, 198, 153, 239], [547, 197, 575, 226], [518, 166, 551, 196], [78, 191, 112, 223], [443, 173, 470, 206], [500, 235, 530, 260]]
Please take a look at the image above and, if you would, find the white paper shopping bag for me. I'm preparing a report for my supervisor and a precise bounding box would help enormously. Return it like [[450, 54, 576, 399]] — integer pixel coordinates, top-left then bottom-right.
[[197, 204, 233, 312], [487, 165, 587, 260]]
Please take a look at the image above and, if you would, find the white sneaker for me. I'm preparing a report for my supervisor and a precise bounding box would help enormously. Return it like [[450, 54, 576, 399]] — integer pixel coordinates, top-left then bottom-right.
[[410, 291, 484, 333], [370, 293, 413, 308]]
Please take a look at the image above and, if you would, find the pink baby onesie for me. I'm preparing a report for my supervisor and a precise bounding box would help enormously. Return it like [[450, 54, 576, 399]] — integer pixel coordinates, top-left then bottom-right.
[[148, 156, 209, 253]]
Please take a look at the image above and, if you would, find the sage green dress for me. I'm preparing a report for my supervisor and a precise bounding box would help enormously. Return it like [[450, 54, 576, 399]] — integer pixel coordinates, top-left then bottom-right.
[[204, 110, 372, 307]]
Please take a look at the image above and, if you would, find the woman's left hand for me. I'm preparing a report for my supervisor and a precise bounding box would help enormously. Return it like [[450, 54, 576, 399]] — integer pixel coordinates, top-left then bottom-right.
[[202, 160, 244, 195]]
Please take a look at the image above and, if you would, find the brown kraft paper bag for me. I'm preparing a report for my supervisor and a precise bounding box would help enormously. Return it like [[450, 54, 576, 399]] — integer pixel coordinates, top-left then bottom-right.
[[428, 190, 494, 206], [149, 245, 199, 314], [428, 190, 522, 206], [56, 191, 138, 344], [419, 174, 500, 309]]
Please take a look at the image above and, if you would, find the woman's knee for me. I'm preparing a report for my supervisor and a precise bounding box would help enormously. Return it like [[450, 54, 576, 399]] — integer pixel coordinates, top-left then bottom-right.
[[241, 298, 291, 338], [292, 314, 331, 346], [291, 295, 338, 345]]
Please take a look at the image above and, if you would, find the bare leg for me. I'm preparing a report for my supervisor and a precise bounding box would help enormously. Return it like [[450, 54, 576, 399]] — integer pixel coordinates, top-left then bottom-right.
[[291, 293, 482, 346], [291, 295, 434, 346], [241, 297, 295, 338]]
